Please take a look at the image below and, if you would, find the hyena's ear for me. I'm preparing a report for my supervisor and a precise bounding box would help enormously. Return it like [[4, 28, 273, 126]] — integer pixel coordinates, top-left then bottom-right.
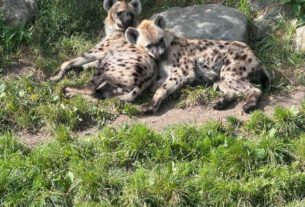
[[103, 0, 118, 12], [129, 0, 142, 15], [154, 15, 166, 29], [125, 27, 139, 44]]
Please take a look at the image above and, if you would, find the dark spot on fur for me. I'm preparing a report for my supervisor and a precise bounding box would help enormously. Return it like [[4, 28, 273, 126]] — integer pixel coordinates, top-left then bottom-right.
[[118, 63, 126, 67], [163, 84, 167, 89], [225, 59, 231, 65], [132, 72, 139, 77], [182, 69, 188, 75], [240, 67, 246, 72], [135, 65, 144, 74], [207, 42, 214, 46], [132, 91, 137, 96], [199, 46, 207, 52], [248, 58, 252, 63], [213, 49, 219, 54], [241, 54, 247, 60], [218, 45, 225, 49]]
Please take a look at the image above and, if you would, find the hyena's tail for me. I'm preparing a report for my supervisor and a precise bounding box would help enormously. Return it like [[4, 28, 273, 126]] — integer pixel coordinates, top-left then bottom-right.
[[258, 64, 271, 90]]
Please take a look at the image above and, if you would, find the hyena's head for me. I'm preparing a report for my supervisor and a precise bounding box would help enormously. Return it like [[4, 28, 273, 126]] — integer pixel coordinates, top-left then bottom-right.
[[125, 15, 169, 60], [104, 0, 142, 31]]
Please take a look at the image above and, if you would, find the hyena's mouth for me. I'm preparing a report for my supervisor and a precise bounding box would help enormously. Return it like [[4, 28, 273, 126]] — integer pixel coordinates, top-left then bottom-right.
[[120, 20, 135, 30]]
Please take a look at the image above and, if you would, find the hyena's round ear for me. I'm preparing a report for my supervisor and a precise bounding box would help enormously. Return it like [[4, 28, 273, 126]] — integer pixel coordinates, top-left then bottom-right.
[[103, 0, 118, 12], [129, 0, 142, 15], [154, 15, 166, 29], [125, 27, 139, 44]]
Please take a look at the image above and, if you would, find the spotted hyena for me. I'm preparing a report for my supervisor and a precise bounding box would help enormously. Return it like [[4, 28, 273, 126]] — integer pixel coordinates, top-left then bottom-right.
[[63, 46, 157, 102], [60, 0, 158, 102], [125, 16, 270, 113], [50, 0, 143, 82]]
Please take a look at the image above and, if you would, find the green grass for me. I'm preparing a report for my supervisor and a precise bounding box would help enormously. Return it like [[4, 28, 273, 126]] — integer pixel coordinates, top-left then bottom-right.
[[0, 0, 304, 134], [1, 2, 305, 205], [1, 106, 305, 206]]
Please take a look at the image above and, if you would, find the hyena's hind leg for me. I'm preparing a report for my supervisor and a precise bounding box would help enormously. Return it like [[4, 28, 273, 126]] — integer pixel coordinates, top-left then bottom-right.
[[50, 51, 106, 82], [63, 71, 108, 101], [213, 79, 262, 113]]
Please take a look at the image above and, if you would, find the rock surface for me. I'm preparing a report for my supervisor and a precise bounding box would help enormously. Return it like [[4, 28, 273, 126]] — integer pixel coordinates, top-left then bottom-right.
[[250, 0, 293, 40], [295, 26, 305, 52], [152, 4, 248, 42], [0, 0, 37, 26]]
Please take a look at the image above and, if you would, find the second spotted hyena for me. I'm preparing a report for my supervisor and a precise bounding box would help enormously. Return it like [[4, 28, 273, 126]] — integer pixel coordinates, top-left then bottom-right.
[[125, 16, 270, 113]]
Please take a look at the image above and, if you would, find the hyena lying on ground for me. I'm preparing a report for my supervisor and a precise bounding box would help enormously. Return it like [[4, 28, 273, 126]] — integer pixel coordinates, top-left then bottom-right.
[[50, 0, 142, 83], [55, 0, 157, 102], [125, 16, 270, 114]]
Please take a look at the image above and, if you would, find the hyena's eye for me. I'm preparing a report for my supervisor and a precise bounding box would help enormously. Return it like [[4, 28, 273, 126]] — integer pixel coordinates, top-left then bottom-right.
[[158, 38, 165, 45], [146, 44, 153, 49], [117, 11, 123, 16]]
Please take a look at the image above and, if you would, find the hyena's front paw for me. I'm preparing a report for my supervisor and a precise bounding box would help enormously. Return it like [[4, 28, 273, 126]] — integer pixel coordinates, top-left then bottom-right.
[[242, 102, 257, 114], [62, 87, 74, 99], [213, 97, 230, 110], [141, 103, 158, 115], [49, 74, 63, 82]]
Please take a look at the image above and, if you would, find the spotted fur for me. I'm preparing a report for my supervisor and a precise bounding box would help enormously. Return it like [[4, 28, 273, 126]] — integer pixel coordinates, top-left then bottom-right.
[[61, 0, 158, 102], [50, 0, 142, 82], [126, 16, 270, 113]]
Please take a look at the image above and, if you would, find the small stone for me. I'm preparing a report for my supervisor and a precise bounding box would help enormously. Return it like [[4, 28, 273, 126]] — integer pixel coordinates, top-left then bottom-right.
[[295, 26, 305, 52]]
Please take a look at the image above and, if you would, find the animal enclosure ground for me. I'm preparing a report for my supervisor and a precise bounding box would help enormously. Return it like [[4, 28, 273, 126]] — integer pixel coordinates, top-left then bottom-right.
[[1, 0, 305, 206]]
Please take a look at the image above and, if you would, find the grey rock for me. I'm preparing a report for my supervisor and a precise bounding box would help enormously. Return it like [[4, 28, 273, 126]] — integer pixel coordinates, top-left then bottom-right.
[[295, 26, 305, 52], [249, 0, 277, 10], [152, 4, 248, 42], [250, 1, 293, 40], [0, 0, 37, 26]]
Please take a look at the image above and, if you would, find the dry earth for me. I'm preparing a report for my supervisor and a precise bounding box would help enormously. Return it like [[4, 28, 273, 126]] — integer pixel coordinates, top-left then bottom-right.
[[18, 86, 305, 146], [111, 86, 305, 130]]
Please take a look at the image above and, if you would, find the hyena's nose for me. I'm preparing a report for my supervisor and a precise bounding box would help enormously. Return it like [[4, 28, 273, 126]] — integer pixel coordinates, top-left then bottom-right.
[[124, 19, 134, 28]]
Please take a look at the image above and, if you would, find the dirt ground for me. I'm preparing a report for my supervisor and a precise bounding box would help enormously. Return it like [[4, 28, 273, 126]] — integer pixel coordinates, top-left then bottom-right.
[[18, 86, 305, 146], [111, 86, 305, 130]]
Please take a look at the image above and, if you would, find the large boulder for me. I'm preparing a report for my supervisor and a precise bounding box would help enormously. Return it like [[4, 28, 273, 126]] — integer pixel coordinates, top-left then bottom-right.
[[152, 4, 248, 42], [0, 0, 37, 26]]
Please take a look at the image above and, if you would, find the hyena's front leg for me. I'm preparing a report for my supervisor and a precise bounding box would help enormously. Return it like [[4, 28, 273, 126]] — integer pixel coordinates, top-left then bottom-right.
[[142, 66, 195, 114], [50, 51, 107, 82]]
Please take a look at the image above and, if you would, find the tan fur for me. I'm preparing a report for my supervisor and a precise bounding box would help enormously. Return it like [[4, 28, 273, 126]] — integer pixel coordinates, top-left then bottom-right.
[[59, 0, 158, 102], [50, 0, 142, 82], [128, 17, 270, 114]]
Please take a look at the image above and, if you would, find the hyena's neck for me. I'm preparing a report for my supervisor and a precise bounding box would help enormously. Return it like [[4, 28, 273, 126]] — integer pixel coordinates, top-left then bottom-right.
[[104, 17, 138, 37], [104, 18, 123, 37]]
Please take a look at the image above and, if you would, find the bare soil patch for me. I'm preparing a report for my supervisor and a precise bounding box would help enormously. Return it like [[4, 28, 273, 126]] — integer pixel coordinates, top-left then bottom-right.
[[111, 86, 305, 131], [17, 86, 305, 146]]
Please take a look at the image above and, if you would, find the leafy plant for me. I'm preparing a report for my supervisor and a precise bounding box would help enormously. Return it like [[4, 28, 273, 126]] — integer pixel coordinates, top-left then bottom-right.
[[0, 16, 31, 53], [281, 0, 305, 26]]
